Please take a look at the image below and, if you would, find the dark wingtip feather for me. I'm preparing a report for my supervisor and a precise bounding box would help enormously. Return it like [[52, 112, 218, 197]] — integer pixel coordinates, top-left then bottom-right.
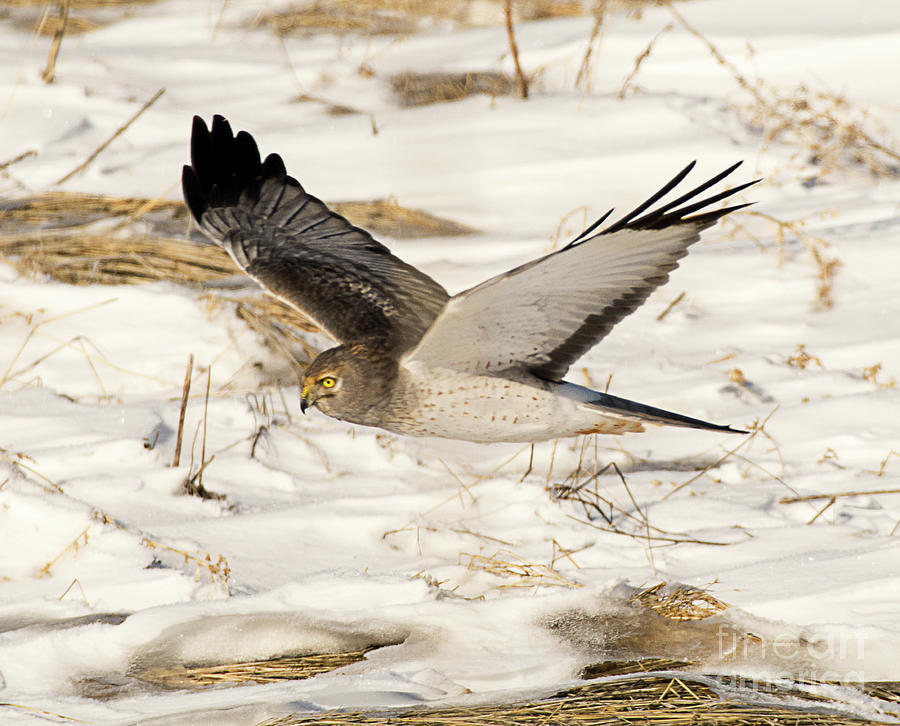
[[262, 152, 287, 177], [637, 177, 761, 229], [602, 161, 699, 235], [595, 161, 757, 236], [189, 115, 213, 191], [181, 164, 206, 221], [565, 207, 615, 248], [210, 114, 232, 138], [234, 130, 262, 189], [681, 200, 755, 227], [186, 114, 286, 220]]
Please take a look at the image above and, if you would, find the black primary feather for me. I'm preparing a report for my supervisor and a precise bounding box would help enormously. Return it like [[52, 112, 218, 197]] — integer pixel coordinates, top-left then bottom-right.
[[565, 161, 759, 246], [526, 163, 759, 382], [182, 115, 450, 350]]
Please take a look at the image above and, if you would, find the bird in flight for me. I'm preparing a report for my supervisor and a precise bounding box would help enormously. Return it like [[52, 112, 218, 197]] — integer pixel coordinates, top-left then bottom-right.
[[183, 115, 754, 443]]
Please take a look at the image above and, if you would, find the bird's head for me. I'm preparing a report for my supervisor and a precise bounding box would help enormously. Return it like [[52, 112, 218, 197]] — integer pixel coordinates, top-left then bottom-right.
[[300, 343, 397, 423]]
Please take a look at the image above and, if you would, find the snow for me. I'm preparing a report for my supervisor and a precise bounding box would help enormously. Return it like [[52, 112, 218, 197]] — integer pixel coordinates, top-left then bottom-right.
[[1, 0, 899, 723]]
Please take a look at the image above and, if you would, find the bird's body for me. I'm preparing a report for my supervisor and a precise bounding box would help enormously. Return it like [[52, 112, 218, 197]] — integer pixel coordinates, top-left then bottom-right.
[[183, 115, 754, 443], [373, 363, 642, 443]]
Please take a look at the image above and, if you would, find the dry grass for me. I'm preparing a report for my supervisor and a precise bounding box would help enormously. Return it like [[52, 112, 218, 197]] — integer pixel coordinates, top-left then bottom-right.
[[780, 486, 900, 506], [135, 649, 379, 690], [255, 668, 898, 725], [616, 21, 673, 98], [38, 524, 91, 577], [261, 0, 586, 38], [504, 0, 529, 99], [141, 537, 232, 590], [748, 84, 900, 180], [785, 344, 824, 370], [41, 13, 101, 35], [0, 192, 474, 378], [577, 1, 698, 94], [458, 549, 582, 589], [0, 0, 158, 6], [390, 71, 519, 108], [0, 232, 235, 285], [263, 0, 422, 37], [293, 93, 362, 116], [0, 195, 309, 378], [581, 656, 690, 678], [630, 581, 729, 621], [721, 210, 841, 310], [0, 449, 64, 495], [550, 458, 733, 548], [597, 3, 900, 179], [94, 507, 234, 592], [861, 363, 896, 390], [0, 190, 186, 228], [1, 190, 473, 239], [84, 625, 900, 726], [331, 198, 475, 237], [662, 3, 900, 180], [0, 0, 161, 37]]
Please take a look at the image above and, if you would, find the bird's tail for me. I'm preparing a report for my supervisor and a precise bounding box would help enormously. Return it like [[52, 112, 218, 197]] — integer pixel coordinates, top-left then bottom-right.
[[559, 382, 745, 433]]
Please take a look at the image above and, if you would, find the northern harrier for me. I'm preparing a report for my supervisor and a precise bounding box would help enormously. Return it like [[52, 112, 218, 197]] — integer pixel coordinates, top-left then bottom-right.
[[183, 115, 754, 443]]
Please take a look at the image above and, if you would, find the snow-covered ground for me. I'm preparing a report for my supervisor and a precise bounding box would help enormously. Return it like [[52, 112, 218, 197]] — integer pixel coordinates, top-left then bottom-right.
[[1, 0, 899, 723]]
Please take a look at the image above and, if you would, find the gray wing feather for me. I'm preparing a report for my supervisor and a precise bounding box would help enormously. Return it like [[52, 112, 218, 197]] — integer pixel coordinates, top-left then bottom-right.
[[404, 163, 756, 380], [182, 115, 449, 349]]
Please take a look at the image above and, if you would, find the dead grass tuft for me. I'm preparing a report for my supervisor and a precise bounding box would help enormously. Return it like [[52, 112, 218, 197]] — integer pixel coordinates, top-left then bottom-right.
[[581, 656, 691, 678], [785, 344, 824, 370], [260, 0, 587, 38], [630, 581, 729, 621], [137, 533, 232, 592], [390, 71, 518, 108], [0, 0, 162, 42], [293, 93, 361, 116], [263, 1, 422, 37], [35, 12, 98, 35], [748, 84, 900, 180], [331, 197, 475, 237], [0, 191, 185, 228], [861, 363, 896, 390], [136, 649, 378, 690], [459, 549, 582, 589], [1, 191, 472, 241], [0, 232, 236, 285]]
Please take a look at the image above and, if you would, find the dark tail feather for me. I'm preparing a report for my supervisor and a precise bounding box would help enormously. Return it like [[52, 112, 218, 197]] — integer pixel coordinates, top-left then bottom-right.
[[587, 391, 746, 433]]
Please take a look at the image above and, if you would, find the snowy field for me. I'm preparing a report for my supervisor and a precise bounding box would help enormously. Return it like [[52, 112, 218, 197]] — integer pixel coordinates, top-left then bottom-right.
[[1, 0, 899, 723]]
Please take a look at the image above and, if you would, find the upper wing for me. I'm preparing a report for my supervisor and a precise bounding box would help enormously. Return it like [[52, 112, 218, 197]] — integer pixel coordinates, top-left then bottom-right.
[[404, 162, 757, 380], [182, 115, 449, 350]]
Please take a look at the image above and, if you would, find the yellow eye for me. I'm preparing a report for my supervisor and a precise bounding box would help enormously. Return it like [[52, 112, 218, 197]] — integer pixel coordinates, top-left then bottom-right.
[[319, 376, 337, 389]]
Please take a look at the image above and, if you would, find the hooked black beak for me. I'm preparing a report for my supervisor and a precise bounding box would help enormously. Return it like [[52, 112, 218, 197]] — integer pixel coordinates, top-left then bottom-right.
[[300, 385, 311, 414]]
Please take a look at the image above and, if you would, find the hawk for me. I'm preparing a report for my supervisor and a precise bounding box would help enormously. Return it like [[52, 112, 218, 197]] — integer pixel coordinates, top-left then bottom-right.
[[183, 115, 754, 443]]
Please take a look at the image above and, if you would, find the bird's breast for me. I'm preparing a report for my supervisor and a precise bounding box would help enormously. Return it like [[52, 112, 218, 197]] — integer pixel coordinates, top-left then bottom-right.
[[383, 366, 581, 442]]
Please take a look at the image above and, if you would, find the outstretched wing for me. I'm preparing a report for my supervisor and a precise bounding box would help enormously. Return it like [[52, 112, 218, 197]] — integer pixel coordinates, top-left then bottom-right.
[[404, 162, 757, 380], [182, 115, 449, 350]]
